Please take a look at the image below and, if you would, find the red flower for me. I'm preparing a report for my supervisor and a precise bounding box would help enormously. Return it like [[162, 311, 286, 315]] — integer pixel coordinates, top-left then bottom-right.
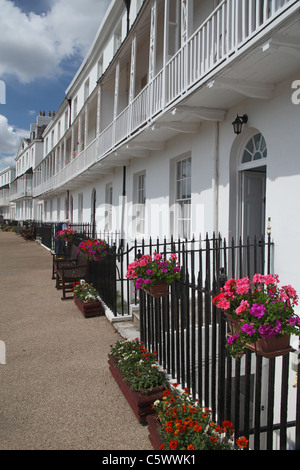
[[169, 439, 178, 450], [236, 436, 249, 449]]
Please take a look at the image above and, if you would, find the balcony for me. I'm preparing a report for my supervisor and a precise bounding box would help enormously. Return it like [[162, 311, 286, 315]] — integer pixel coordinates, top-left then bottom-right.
[[34, 0, 299, 197]]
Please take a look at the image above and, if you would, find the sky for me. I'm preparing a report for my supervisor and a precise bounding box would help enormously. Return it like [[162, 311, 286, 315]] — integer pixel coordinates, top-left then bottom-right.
[[0, 0, 111, 171]]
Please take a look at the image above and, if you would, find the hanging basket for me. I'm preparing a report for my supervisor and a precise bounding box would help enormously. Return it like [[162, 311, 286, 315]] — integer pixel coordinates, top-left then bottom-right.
[[142, 282, 169, 298], [225, 313, 292, 358]]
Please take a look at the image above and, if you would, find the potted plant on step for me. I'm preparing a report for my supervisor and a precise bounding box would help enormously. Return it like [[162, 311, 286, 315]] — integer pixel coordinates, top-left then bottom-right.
[[72, 281, 104, 318], [126, 252, 181, 298], [108, 338, 168, 424], [212, 273, 300, 358], [149, 385, 248, 450]]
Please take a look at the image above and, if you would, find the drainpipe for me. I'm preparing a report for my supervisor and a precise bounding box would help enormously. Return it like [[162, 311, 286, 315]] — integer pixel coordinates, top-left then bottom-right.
[[213, 122, 220, 235], [123, 0, 131, 35], [120, 166, 126, 249], [67, 99, 72, 128], [66, 190, 69, 220]]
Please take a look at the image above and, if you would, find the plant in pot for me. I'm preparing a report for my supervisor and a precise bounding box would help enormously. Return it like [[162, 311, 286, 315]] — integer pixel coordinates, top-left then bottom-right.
[[150, 385, 248, 450], [77, 238, 108, 262], [72, 281, 104, 317], [212, 273, 300, 358], [55, 228, 76, 243], [126, 252, 181, 298], [108, 338, 168, 424]]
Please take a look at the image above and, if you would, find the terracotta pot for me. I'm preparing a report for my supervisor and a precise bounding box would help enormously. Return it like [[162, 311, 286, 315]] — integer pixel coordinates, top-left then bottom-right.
[[108, 355, 167, 424], [225, 313, 292, 358], [142, 282, 169, 298], [74, 297, 105, 318], [147, 415, 164, 450]]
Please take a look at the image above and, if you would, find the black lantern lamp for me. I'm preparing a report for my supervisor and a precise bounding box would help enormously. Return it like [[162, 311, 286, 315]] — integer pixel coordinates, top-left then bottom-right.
[[232, 114, 248, 135]]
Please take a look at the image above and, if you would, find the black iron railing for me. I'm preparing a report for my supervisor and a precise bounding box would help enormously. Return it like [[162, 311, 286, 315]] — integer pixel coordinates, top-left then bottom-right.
[[37, 223, 300, 449], [137, 234, 300, 450]]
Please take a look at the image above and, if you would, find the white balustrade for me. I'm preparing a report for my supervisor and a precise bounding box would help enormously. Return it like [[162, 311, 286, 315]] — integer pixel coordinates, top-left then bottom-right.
[[35, 0, 294, 195]]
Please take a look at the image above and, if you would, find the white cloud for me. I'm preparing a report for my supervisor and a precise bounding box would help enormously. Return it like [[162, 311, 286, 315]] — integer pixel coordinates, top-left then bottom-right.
[[0, 114, 29, 169], [0, 0, 111, 83]]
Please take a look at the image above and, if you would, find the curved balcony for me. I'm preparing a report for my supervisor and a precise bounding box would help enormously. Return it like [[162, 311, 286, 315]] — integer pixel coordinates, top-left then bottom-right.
[[33, 0, 298, 197]]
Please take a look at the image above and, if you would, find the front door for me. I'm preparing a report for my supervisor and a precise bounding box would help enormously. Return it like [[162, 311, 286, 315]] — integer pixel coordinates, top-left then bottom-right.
[[240, 167, 266, 275], [242, 169, 266, 243]]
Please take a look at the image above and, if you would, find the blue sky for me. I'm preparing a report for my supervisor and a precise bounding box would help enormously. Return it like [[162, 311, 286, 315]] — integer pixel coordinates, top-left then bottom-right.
[[0, 0, 111, 171]]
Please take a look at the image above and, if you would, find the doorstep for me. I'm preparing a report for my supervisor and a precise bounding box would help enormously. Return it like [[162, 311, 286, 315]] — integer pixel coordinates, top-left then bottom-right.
[[114, 320, 140, 341]]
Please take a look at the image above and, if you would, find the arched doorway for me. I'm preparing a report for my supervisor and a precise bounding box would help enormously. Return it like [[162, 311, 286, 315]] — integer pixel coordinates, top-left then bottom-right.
[[229, 130, 268, 276]]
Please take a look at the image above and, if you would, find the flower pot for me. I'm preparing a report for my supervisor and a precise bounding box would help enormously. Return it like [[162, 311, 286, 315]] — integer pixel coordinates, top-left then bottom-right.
[[147, 415, 164, 450], [74, 297, 105, 318], [225, 313, 292, 358], [143, 282, 169, 298], [108, 356, 167, 424]]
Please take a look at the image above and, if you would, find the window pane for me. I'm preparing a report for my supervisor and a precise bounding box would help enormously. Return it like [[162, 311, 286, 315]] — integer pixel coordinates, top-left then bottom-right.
[[254, 133, 261, 150], [242, 150, 252, 163]]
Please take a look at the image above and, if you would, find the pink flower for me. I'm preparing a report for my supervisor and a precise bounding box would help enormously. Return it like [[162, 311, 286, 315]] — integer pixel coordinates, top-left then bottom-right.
[[249, 303, 266, 318], [139, 258, 149, 267], [236, 299, 250, 315], [289, 316, 300, 327], [264, 274, 279, 285], [217, 299, 231, 310], [227, 334, 240, 345], [258, 320, 282, 338], [236, 277, 251, 295], [240, 323, 256, 336]]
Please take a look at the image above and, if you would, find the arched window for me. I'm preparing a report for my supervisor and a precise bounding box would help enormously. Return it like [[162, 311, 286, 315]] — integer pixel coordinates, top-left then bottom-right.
[[242, 133, 267, 164]]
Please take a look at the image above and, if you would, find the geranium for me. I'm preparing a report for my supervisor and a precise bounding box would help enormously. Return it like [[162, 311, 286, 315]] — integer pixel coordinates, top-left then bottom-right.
[[72, 281, 99, 302], [212, 274, 300, 358], [77, 238, 108, 261], [55, 228, 76, 242], [109, 339, 168, 393], [126, 252, 181, 291], [153, 386, 248, 450]]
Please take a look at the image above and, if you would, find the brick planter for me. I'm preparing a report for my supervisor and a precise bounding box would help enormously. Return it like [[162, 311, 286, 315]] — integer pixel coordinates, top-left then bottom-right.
[[108, 355, 166, 424], [74, 297, 105, 318], [147, 415, 164, 450]]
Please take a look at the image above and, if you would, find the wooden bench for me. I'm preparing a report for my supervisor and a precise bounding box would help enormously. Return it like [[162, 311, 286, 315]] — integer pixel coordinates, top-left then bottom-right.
[[55, 245, 89, 300], [23, 227, 35, 241], [56, 258, 89, 300], [52, 243, 78, 280]]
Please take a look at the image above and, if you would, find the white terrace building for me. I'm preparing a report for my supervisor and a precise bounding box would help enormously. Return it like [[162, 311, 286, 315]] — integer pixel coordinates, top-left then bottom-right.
[[33, 0, 300, 293], [0, 166, 15, 219], [10, 112, 52, 222]]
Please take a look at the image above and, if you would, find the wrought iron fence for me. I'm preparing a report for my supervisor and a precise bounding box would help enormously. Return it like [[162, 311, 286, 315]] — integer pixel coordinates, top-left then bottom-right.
[[136, 233, 300, 450], [42, 223, 300, 449]]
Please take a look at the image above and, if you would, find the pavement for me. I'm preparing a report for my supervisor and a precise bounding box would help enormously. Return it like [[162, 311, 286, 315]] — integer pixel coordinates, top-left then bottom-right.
[[0, 231, 153, 451]]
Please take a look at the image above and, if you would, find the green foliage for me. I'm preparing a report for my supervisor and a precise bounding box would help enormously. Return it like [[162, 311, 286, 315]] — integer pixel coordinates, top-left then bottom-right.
[[110, 339, 168, 394]]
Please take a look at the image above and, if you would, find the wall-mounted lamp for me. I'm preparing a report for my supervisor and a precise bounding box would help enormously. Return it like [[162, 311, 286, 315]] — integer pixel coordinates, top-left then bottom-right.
[[232, 114, 248, 135]]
